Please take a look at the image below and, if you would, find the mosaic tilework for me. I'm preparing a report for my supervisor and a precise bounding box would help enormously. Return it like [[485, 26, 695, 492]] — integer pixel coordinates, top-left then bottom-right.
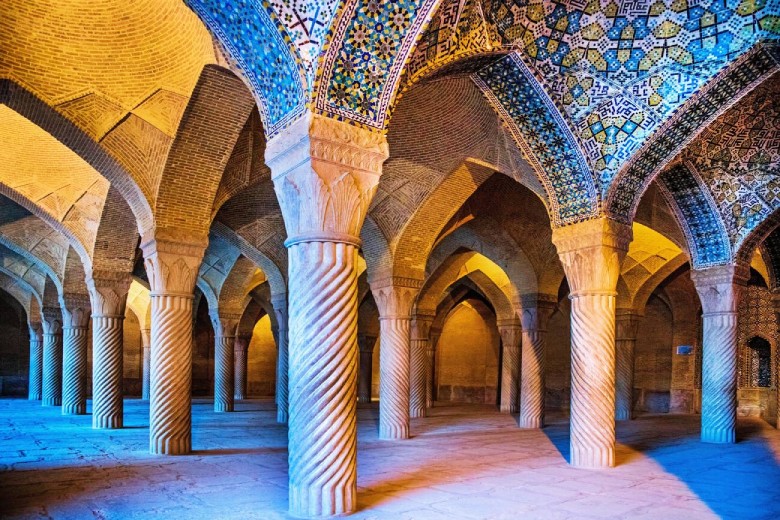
[[473, 53, 597, 225], [737, 285, 777, 388], [185, 0, 306, 136], [682, 77, 780, 253], [315, 0, 440, 129], [608, 42, 780, 221], [658, 163, 730, 268], [269, 0, 339, 72]]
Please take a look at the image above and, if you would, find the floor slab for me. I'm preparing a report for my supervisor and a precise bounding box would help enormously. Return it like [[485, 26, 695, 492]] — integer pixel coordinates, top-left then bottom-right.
[[0, 398, 778, 519]]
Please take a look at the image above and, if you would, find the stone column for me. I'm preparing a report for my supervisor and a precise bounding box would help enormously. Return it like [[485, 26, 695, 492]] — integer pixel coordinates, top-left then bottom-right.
[[615, 310, 641, 420], [28, 321, 43, 400], [141, 328, 151, 400], [141, 233, 206, 455], [773, 291, 780, 430], [518, 296, 556, 428], [373, 281, 420, 440], [61, 296, 91, 415], [410, 314, 433, 418], [427, 329, 441, 408], [552, 218, 632, 468], [88, 275, 131, 429], [211, 311, 240, 412], [691, 265, 748, 443], [267, 113, 388, 517], [272, 294, 289, 423], [357, 334, 375, 404], [234, 335, 250, 400], [41, 307, 63, 407], [498, 320, 521, 414]]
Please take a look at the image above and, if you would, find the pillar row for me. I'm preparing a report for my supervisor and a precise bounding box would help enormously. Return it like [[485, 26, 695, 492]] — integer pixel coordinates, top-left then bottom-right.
[[211, 311, 240, 413], [142, 233, 206, 455], [272, 294, 289, 424], [691, 265, 748, 444], [88, 274, 131, 429], [234, 335, 250, 400], [615, 310, 641, 421], [61, 296, 91, 416], [141, 328, 151, 400], [267, 112, 389, 518], [552, 218, 632, 469], [410, 314, 433, 418], [357, 334, 376, 404], [28, 321, 43, 400], [41, 307, 63, 407], [498, 321, 521, 414], [518, 296, 556, 428]]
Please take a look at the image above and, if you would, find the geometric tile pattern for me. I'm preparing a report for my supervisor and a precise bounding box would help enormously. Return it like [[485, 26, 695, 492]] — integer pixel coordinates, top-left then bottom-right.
[[315, 0, 440, 129], [658, 163, 730, 268], [269, 0, 340, 74], [184, 0, 306, 136], [473, 52, 597, 225], [607, 42, 780, 221], [737, 284, 777, 388]]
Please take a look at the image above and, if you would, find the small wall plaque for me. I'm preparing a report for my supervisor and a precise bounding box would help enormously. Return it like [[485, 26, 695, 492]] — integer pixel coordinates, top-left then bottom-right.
[[676, 345, 693, 355]]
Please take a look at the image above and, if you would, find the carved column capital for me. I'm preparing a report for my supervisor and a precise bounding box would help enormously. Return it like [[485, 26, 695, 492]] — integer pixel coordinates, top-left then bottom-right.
[[690, 264, 749, 315], [87, 274, 131, 318], [41, 306, 62, 335], [266, 112, 389, 243], [552, 218, 632, 295], [140, 232, 207, 296], [520, 293, 557, 331], [28, 320, 43, 337], [411, 314, 434, 340], [271, 293, 288, 331], [372, 279, 422, 320], [615, 310, 642, 340], [61, 294, 92, 328], [234, 334, 251, 353], [210, 311, 241, 337]]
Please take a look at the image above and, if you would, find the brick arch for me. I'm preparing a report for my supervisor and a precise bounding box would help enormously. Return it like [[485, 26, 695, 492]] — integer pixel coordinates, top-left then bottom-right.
[[0, 270, 41, 322], [656, 162, 731, 270], [760, 226, 780, 291], [219, 256, 266, 313], [127, 279, 152, 330], [90, 187, 139, 276], [0, 245, 51, 301], [195, 277, 219, 312], [606, 43, 780, 224], [737, 208, 780, 275], [62, 247, 89, 299], [151, 65, 256, 239], [430, 278, 498, 334], [629, 258, 689, 316], [0, 220, 67, 292], [42, 275, 60, 309]]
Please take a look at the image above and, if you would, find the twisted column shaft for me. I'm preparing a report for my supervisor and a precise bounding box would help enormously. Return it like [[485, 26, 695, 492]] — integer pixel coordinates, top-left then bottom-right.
[[519, 328, 545, 427], [426, 332, 440, 409], [378, 317, 411, 438], [92, 316, 125, 428], [149, 294, 193, 454], [615, 313, 640, 421], [700, 312, 738, 442], [141, 329, 151, 400], [275, 314, 289, 423], [234, 336, 249, 400], [61, 326, 88, 415], [213, 329, 236, 413], [41, 316, 63, 407], [287, 240, 359, 517], [28, 325, 43, 400], [499, 325, 521, 414], [409, 338, 428, 418], [357, 334, 374, 404]]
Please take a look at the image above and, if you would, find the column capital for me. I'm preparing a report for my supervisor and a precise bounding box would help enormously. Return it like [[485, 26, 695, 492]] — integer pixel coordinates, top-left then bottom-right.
[[267, 112, 389, 244], [552, 218, 632, 295], [615, 310, 642, 340], [28, 320, 43, 337], [357, 333, 376, 354], [497, 323, 521, 348], [61, 294, 91, 328], [411, 313, 434, 340], [371, 280, 422, 320], [271, 294, 289, 330], [140, 231, 207, 296], [42, 306, 62, 334], [234, 334, 251, 352], [210, 310, 241, 337], [87, 273, 131, 318], [690, 264, 749, 315]]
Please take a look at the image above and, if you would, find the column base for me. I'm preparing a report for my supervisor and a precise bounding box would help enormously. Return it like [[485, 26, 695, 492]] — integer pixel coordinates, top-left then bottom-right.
[[409, 406, 426, 419], [701, 426, 735, 444], [519, 416, 543, 429], [289, 482, 356, 518], [42, 398, 61, 407], [28, 393, 41, 401], [570, 446, 615, 468], [93, 415, 123, 429], [500, 404, 517, 414], [150, 438, 191, 455], [277, 408, 288, 424], [214, 402, 234, 413], [379, 425, 409, 440], [234, 393, 245, 401], [62, 404, 86, 415], [357, 396, 371, 404], [615, 409, 632, 421]]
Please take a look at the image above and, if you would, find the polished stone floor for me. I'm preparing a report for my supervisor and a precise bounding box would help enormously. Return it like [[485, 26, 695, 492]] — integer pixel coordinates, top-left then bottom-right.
[[0, 398, 778, 520]]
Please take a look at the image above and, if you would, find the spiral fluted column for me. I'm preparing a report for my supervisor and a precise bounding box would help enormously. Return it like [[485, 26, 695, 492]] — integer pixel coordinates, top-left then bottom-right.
[[272, 295, 289, 423], [498, 323, 521, 414], [142, 235, 206, 455], [88, 275, 131, 429], [518, 297, 555, 428], [61, 297, 90, 415], [427, 331, 440, 409], [141, 328, 151, 400], [552, 218, 632, 469], [357, 334, 375, 404], [615, 311, 640, 421], [41, 307, 63, 407], [211, 312, 239, 413], [28, 322, 43, 400], [234, 335, 249, 400], [410, 315, 432, 418], [692, 265, 747, 444]]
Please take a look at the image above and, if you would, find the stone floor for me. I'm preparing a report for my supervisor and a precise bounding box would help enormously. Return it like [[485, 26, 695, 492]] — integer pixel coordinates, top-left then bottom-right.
[[0, 398, 778, 520]]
